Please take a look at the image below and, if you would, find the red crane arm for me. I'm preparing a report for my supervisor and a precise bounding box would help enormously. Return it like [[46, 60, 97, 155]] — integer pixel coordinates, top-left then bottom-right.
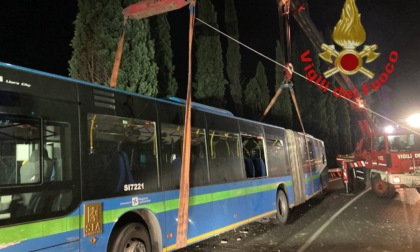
[[123, 0, 192, 20]]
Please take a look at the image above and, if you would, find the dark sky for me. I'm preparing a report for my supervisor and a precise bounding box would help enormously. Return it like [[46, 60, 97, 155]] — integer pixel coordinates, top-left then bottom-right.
[[0, 1, 77, 75], [0, 0, 419, 120]]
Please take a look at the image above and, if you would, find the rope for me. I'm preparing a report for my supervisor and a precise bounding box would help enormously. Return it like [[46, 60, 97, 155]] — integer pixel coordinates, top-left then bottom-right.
[[195, 17, 420, 136]]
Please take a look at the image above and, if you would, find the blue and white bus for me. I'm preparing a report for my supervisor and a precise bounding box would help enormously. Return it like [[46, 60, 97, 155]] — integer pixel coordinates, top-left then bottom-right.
[[0, 62, 328, 251]]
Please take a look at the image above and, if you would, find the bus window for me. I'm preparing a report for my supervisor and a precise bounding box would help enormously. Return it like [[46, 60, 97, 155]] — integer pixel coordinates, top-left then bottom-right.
[[0, 116, 41, 186], [242, 135, 266, 178], [208, 130, 243, 184], [160, 124, 209, 189], [308, 140, 315, 160], [265, 139, 288, 177], [0, 115, 73, 224], [86, 114, 159, 199]]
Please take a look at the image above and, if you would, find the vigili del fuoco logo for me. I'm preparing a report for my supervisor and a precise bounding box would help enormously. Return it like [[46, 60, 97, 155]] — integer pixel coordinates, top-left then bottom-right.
[[300, 0, 398, 100]]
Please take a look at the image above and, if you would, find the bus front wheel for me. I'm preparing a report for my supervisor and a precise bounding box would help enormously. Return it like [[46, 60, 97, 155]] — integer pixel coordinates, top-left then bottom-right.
[[109, 222, 151, 252], [276, 190, 290, 224]]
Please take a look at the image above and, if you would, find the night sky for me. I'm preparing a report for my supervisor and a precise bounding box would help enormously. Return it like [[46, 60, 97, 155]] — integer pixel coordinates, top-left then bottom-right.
[[1, 0, 419, 121]]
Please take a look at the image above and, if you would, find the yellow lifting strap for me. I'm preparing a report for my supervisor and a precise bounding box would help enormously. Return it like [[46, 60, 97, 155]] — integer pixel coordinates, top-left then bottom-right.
[[176, 0, 196, 249]]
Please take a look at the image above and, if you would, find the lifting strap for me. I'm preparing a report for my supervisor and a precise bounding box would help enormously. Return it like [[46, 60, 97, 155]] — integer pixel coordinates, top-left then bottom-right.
[[110, 18, 127, 88], [110, 1, 192, 88], [176, 0, 196, 248], [262, 0, 314, 193]]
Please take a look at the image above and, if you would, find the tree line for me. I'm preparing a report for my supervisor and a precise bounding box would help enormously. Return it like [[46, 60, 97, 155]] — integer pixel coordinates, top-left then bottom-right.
[[69, 0, 356, 167]]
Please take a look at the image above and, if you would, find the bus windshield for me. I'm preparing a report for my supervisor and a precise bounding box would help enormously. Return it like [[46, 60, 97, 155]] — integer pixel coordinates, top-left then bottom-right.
[[387, 134, 420, 152]]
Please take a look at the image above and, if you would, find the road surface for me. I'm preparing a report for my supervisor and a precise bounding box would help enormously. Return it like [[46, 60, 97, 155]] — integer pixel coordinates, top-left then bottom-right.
[[177, 178, 420, 251]]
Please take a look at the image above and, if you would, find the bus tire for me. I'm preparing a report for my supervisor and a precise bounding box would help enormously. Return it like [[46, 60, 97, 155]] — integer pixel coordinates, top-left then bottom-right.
[[276, 190, 290, 224], [372, 175, 395, 199], [109, 222, 151, 252]]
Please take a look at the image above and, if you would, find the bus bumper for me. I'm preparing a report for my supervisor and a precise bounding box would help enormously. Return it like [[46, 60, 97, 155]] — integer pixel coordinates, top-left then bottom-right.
[[387, 173, 420, 188]]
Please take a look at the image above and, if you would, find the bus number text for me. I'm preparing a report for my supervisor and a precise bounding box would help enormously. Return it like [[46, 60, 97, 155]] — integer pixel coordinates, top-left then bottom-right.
[[124, 183, 144, 191]]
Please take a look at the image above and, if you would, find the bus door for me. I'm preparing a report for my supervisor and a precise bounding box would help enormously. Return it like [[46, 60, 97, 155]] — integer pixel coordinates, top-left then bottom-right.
[[285, 130, 306, 206]]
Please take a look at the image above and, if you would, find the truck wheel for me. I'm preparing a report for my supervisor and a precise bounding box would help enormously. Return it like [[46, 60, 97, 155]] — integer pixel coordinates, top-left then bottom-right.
[[386, 183, 396, 198], [276, 190, 290, 224], [108, 223, 151, 252], [372, 175, 395, 199]]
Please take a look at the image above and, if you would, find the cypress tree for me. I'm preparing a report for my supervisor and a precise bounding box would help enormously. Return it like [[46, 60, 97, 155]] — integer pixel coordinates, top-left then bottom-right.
[[324, 94, 340, 167], [194, 0, 227, 108], [224, 0, 243, 116], [69, 0, 121, 84], [309, 51, 329, 138], [244, 62, 270, 120], [150, 14, 178, 97], [334, 82, 353, 154], [117, 18, 158, 96], [271, 41, 293, 129], [70, 0, 158, 96], [291, 30, 313, 131]]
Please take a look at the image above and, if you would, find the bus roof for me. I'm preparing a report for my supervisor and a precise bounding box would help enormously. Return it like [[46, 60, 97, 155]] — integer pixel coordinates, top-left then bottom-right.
[[0, 61, 323, 143]]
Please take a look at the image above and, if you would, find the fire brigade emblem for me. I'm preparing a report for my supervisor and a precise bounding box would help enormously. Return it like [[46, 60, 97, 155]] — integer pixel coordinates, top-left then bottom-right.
[[319, 0, 380, 78]]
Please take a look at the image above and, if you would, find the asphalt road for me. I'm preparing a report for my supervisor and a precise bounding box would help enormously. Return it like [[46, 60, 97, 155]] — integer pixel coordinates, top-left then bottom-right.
[[176, 178, 420, 252]]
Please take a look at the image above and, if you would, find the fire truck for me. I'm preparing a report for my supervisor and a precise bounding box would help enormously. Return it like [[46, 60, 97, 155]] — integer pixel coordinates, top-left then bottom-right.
[[335, 105, 420, 197], [337, 112, 420, 198]]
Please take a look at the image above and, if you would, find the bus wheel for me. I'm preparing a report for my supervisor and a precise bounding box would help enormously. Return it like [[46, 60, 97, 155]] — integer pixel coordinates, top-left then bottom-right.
[[109, 223, 151, 252], [372, 175, 395, 199], [276, 190, 290, 224]]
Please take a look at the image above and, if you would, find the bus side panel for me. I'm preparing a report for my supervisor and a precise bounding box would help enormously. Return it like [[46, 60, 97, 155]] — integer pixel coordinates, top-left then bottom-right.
[[79, 192, 167, 251], [248, 177, 282, 217], [27, 235, 79, 252], [163, 187, 216, 248], [0, 64, 81, 251], [0, 209, 81, 252], [1, 232, 80, 252]]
